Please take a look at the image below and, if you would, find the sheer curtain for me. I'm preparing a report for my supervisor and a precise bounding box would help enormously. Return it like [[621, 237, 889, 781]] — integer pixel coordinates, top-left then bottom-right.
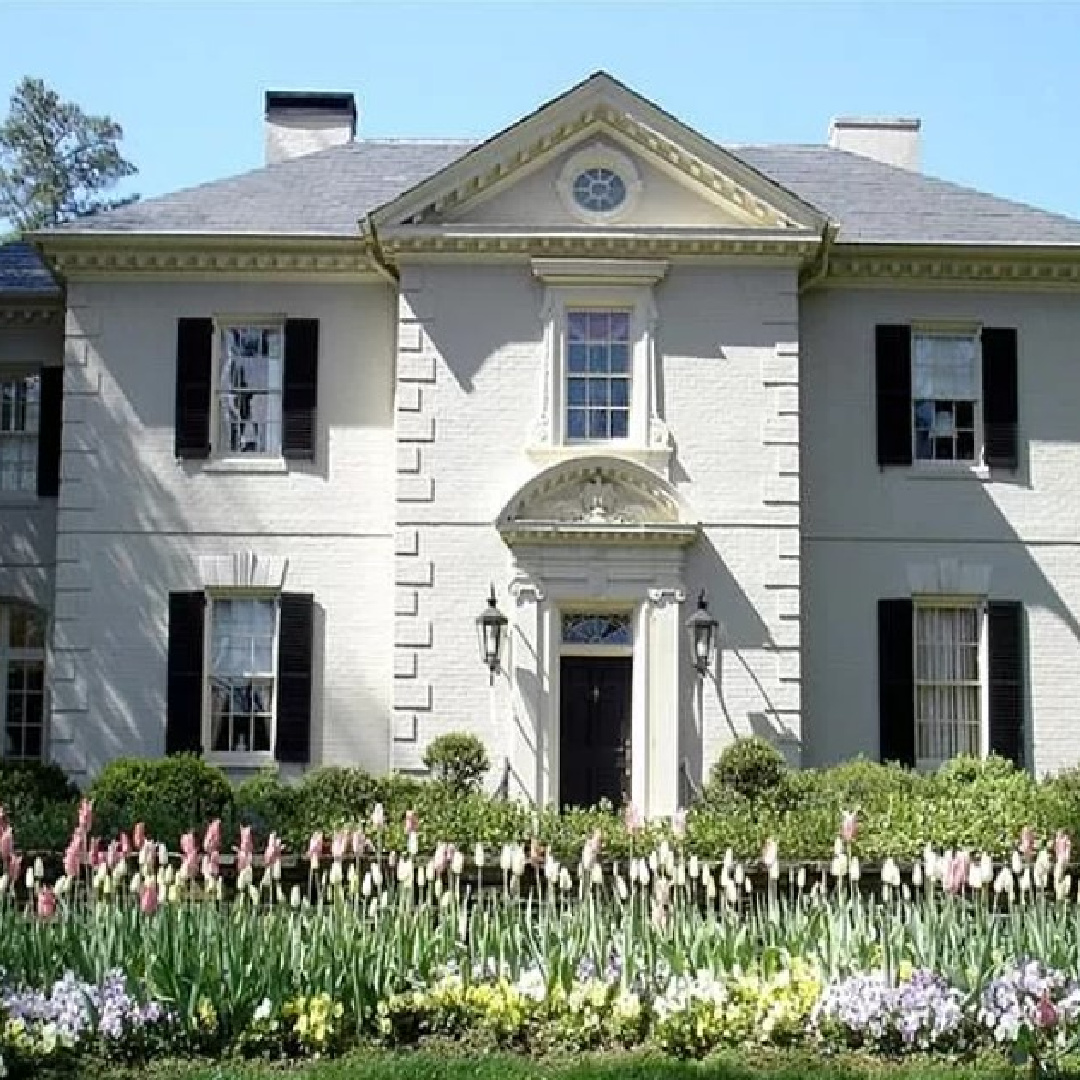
[[915, 606, 980, 767]]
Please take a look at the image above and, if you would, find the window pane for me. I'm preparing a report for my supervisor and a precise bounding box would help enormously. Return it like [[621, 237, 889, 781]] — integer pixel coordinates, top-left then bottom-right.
[[220, 325, 284, 456], [588, 345, 608, 373], [567, 378, 588, 406], [611, 379, 629, 408], [567, 409, 587, 439], [611, 410, 629, 438], [567, 312, 588, 342], [567, 344, 588, 373], [589, 411, 609, 439], [589, 379, 609, 407], [563, 310, 634, 444], [587, 312, 609, 340], [609, 344, 629, 373], [610, 312, 630, 342]]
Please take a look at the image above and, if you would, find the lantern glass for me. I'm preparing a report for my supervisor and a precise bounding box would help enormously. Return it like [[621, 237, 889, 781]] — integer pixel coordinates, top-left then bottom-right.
[[686, 589, 719, 676], [476, 585, 508, 681]]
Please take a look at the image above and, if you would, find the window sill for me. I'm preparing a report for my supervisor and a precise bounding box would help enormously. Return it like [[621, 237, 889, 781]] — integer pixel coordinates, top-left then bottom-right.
[[526, 442, 672, 472], [904, 463, 991, 482], [205, 751, 275, 769], [203, 457, 289, 475], [0, 493, 40, 506]]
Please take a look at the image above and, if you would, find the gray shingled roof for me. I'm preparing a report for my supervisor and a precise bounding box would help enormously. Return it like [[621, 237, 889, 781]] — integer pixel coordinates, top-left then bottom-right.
[[42, 138, 1080, 247], [0, 241, 61, 295]]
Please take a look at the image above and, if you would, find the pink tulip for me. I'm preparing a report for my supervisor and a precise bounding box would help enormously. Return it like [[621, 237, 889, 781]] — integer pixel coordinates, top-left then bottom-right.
[[181, 851, 199, 879], [36, 887, 56, 919], [307, 831, 324, 865], [1055, 830, 1072, 867], [133, 823, 147, 851], [203, 819, 222, 855], [672, 808, 687, 840], [0, 827, 12, 862], [139, 881, 159, 915], [840, 811, 858, 845], [105, 841, 121, 871], [77, 798, 93, 833], [237, 849, 253, 873], [404, 810, 419, 836], [119, 832, 131, 857], [351, 829, 368, 858], [88, 839, 102, 868], [264, 833, 284, 868], [1020, 825, 1037, 859], [945, 851, 971, 895], [432, 843, 451, 875], [7, 854, 21, 883], [1035, 991, 1059, 1029], [202, 852, 220, 881], [179, 832, 198, 858], [63, 842, 81, 880], [331, 831, 348, 861], [238, 826, 254, 857], [624, 803, 644, 834], [0, 806, 7, 833]]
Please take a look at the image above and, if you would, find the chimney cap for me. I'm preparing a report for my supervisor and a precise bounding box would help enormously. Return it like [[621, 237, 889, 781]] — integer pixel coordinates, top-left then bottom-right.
[[830, 116, 921, 133], [265, 90, 357, 120]]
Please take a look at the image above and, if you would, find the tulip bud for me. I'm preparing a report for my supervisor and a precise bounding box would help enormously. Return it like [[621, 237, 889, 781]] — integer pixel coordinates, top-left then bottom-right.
[[290, 885, 302, 909], [474, 843, 485, 869], [688, 855, 700, 880]]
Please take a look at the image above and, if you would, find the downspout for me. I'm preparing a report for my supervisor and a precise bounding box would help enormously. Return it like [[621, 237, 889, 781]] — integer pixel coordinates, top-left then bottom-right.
[[359, 213, 398, 286], [799, 223, 837, 293]]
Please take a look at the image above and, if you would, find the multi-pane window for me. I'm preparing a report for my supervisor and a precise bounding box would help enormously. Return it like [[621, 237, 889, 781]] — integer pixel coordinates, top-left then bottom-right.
[[914, 604, 981, 768], [207, 598, 277, 755], [913, 332, 979, 463], [0, 374, 39, 493], [566, 310, 631, 441], [219, 326, 283, 456], [562, 613, 633, 646], [1, 604, 46, 761]]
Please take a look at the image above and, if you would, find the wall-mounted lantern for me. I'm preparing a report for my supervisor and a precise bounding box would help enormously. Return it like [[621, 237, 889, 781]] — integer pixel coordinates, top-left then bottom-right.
[[686, 589, 719, 676], [476, 584, 508, 684]]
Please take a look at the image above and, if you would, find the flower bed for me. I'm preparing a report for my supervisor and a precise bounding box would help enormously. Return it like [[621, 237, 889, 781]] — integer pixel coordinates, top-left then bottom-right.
[[4, 801, 1080, 1076]]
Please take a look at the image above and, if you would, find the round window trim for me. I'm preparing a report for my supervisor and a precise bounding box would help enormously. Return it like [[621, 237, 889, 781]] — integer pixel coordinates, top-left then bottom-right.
[[557, 146, 642, 223]]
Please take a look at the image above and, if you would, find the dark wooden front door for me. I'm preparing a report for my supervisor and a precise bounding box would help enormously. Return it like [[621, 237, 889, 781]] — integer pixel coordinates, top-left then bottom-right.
[[559, 656, 632, 809]]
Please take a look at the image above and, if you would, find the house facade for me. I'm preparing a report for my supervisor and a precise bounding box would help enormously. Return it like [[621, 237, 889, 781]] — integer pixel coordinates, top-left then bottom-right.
[[4, 73, 1080, 812]]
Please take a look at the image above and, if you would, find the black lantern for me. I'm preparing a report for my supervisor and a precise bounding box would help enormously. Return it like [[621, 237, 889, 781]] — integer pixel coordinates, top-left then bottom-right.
[[686, 589, 719, 676], [476, 584, 508, 684]]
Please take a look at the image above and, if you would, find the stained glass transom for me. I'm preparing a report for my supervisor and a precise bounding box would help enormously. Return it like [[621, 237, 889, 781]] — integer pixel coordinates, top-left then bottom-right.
[[572, 167, 627, 214], [562, 613, 632, 646]]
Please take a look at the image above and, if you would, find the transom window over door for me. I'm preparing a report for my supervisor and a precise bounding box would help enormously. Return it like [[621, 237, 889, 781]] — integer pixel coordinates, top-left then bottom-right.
[[1, 604, 46, 760], [219, 325, 283, 456], [912, 332, 979, 463], [0, 373, 40, 493], [566, 310, 631, 441], [207, 597, 277, 755], [914, 604, 982, 769]]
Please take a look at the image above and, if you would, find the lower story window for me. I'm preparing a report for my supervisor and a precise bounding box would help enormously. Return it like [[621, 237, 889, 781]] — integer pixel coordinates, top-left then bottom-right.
[[914, 603, 981, 768], [1, 604, 46, 760], [206, 597, 277, 755]]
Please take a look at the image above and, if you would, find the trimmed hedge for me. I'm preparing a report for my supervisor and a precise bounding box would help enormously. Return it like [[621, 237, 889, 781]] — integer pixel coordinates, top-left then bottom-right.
[[10, 743, 1080, 862]]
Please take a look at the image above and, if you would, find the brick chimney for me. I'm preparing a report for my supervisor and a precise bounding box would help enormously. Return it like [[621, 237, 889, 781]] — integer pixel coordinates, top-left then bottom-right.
[[828, 117, 921, 172], [264, 91, 357, 164]]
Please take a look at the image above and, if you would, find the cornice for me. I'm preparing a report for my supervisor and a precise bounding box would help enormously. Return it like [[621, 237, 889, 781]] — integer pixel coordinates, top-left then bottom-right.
[[0, 302, 63, 325], [817, 245, 1080, 291], [499, 523, 700, 547], [35, 236, 381, 282]]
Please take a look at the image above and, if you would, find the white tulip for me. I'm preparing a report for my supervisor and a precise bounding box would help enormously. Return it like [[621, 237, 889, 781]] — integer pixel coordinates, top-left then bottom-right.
[[848, 857, 861, 883], [500, 845, 513, 873], [590, 863, 603, 888], [724, 879, 738, 905], [912, 863, 923, 888], [1011, 851, 1024, 875], [559, 867, 572, 892], [615, 875, 628, 902], [451, 851, 465, 877], [675, 864, 686, 887], [688, 855, 700, 880], [407, 832, 419, 857], [796, 867, 807, 891], [1056, 874, 1072, 902], [474, 844, 486, 869], [648, 851, 659, 874], [733, 864, 745, 886], [545, 855, 559, 884], [511, 847, 526, 878], [994, 867, 1014, 896], [362, 871, 372, 897], [290, 885, 302, 909], [882, 858, 901, 889], [371, 863, 383, 888]]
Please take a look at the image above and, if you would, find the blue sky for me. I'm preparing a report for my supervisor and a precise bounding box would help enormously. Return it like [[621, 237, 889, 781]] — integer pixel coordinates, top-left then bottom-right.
[[2, 1, 1079, 220]]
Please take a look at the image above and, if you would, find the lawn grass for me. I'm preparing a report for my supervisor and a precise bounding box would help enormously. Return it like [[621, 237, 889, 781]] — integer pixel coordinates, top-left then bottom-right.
[[70, 1048, 1064, 1080]]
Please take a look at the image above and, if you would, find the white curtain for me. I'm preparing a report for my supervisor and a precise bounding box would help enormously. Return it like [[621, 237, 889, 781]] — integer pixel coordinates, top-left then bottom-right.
[[211, 600, 275, 676], [915, 606, 980, 765], [913, 334, 977, 400]]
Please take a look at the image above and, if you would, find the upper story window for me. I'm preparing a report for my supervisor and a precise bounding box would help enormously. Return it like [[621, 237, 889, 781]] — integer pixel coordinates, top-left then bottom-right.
[[572, 168, 627, 214], [1, 603, 46, 761], [913, 602, 982, 770], [206, 596, 278, 756], [913, 332, 979, 463], [0, 373, 40, 493], [566, 310, 631, 441], [218, 324, 284, 457]]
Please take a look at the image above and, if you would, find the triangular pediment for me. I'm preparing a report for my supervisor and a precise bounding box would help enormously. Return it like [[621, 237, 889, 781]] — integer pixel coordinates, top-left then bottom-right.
[[498, 457, 699, 547], [370, 73, 827, 239]]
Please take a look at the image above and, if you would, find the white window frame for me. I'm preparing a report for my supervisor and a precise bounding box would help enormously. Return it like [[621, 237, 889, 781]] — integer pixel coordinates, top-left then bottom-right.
[[555, 145, 643, 224], [910, 325, 986, 473], [530, 260, 672, 468], [211, 316, 286, 466], [0, 603, 47, 761], [912, 597, 989, 772], [202, 590, 280, 766], [0, 368, 41, 499]]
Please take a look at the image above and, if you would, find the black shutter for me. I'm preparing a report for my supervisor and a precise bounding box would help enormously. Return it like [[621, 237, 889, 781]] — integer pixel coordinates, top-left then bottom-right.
[[982, 328, 1019, 469], [988, 601, 1026, 766], [36, 366, 63, 497], [276, 593, 314, 763], [166, 591, 205, 755], [878, 599, 915, 766], [283, 319, 319, 460], [175, 318, 213, 459], [876, 325, 913, 466]]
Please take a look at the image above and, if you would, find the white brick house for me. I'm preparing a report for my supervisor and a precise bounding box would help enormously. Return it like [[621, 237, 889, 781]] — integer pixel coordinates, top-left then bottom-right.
[[4, 73, 1080, 812]]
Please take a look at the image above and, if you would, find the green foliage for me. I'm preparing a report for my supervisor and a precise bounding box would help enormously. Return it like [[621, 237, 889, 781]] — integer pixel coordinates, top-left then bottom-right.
[[0, 758, 77, 809], [705, 738, 789, 804], [0, 76, 138, 232], [422, 734, 490, 792], [88, 755, 233, 847]]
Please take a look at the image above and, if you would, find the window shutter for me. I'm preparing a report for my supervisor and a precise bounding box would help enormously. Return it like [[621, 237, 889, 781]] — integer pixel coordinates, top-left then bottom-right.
[[36, 366, 63, 497], [276, 592, 314, 763], [876, 325, 913, 466], [166, 591, 205, 755], [988, 601, 1026, 766], [175, 318, 213, 459], [982, 327, 1019, 469], [878, 599, 915, 766], [283, 319, 319, 460]]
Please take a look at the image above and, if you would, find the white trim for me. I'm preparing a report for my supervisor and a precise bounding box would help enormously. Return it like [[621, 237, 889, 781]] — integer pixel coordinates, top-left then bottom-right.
[[0, 602, 47, 761], [556, 144, 642, 224]]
